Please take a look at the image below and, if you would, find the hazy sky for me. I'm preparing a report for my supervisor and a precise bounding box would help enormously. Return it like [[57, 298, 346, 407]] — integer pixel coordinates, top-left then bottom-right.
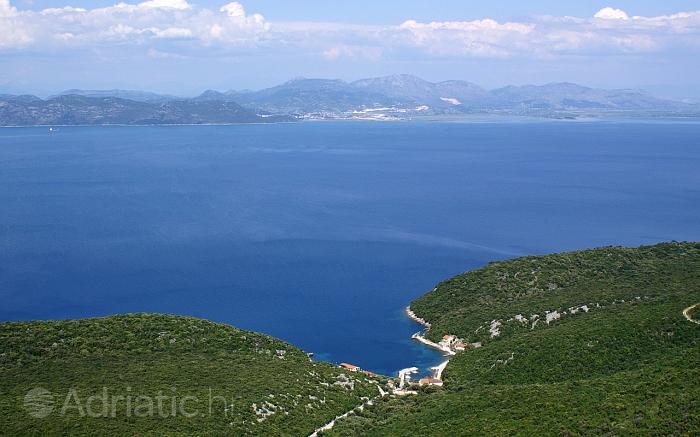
[[2, 0, 699, 96]]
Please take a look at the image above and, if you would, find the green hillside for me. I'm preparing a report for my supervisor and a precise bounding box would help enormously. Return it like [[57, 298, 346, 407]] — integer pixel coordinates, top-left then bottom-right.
[[326, 242, 700, 436], [1, 243, 698, 436], [0, 314, 381, 436]]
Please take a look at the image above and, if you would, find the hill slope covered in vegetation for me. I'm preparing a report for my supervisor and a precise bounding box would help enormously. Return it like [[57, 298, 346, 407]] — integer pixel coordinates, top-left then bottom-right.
[[0, 314, 382, 436], [1, 243, 698, 436], [327, 242, 700, 436]]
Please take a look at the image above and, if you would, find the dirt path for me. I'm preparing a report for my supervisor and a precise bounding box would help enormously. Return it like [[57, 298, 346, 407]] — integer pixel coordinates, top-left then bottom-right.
[[431, 360, 449, 380], [308, 386, 387, 437], [682, 303, 700, 325]]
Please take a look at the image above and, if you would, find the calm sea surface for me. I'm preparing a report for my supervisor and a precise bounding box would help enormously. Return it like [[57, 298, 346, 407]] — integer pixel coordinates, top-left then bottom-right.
[[1, 120, 699, 375]]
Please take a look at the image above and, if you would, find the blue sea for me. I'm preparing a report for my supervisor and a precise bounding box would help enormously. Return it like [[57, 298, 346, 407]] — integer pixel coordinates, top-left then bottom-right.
[[1, 120, 699, 375]]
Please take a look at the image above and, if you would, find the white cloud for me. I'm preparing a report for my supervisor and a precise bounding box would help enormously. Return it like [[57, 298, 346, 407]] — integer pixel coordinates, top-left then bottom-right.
[[136, 0, 191, 10], [0, 0, 32, 48], [322, 44, 382, 61], [220, 2, 244, 18], [594, 7, 630, 20], [40, 6, 87, 15], [393, 9, 700, 57], [0, 0, 698, 61], [0, 0, 17, 17], [398, 18, 534, 57], [150, 27, 193, 38], [0, 0, 268, 51], [399, 18, 533, 35]]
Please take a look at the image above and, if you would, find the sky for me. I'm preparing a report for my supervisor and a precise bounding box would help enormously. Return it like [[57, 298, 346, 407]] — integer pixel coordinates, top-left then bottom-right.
[[1, 0, 699, 97]]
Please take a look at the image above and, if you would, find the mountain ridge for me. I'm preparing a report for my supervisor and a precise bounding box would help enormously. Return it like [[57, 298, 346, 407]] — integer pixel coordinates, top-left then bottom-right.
[[0, 94, 291, 126], [2, 75, 698, 125], [50, 89, 179, 103]]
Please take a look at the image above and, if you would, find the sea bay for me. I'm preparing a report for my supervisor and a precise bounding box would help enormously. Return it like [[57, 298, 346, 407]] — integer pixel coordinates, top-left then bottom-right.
[[1, 120, 699, 375]]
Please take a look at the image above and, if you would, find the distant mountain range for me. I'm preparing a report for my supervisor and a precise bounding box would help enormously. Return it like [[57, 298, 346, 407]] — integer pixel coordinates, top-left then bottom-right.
[[230, 75, 695, 116], [0, 94, 289, 126], [1, 75, 697, 126], [50, 89, 180, 103]]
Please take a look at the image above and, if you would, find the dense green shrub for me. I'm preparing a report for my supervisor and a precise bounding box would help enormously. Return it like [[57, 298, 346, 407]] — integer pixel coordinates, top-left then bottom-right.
[[328, 242, 700, 436], [0, 314, 380, 436]]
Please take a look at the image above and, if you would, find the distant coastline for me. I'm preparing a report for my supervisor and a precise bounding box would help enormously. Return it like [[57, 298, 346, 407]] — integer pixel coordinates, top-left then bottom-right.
[[3, 75, 699, 127], [3, 112, 700, 129], [0, 120, 298, 129]]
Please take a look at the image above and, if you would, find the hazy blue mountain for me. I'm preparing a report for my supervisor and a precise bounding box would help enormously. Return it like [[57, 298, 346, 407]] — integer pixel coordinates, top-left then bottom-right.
[[0, 94, 45, 104], [352, 74, 489, 108], [352, 74, 439, 101], [227, 75, 692, 116], [231, 78, 400, 114], [192, 89, 240, 102], [51, 89, 180, 103], [489, 82, 685, 111], [2, 76, 696, 126], [0, 94, 289, 126], [433, 80, 491, 104]]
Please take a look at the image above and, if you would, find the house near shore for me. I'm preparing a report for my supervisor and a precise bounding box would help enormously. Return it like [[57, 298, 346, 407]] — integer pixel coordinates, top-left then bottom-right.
[[432, 334, 479, 353], [439, 335, 456, 349], [419, 377, 444, 387], [340, 363, 360, 372]]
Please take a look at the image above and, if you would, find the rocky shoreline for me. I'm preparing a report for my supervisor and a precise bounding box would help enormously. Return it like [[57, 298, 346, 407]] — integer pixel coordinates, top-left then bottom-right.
[[404, 306, 467, 387], [405, 306, 431, 328]]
